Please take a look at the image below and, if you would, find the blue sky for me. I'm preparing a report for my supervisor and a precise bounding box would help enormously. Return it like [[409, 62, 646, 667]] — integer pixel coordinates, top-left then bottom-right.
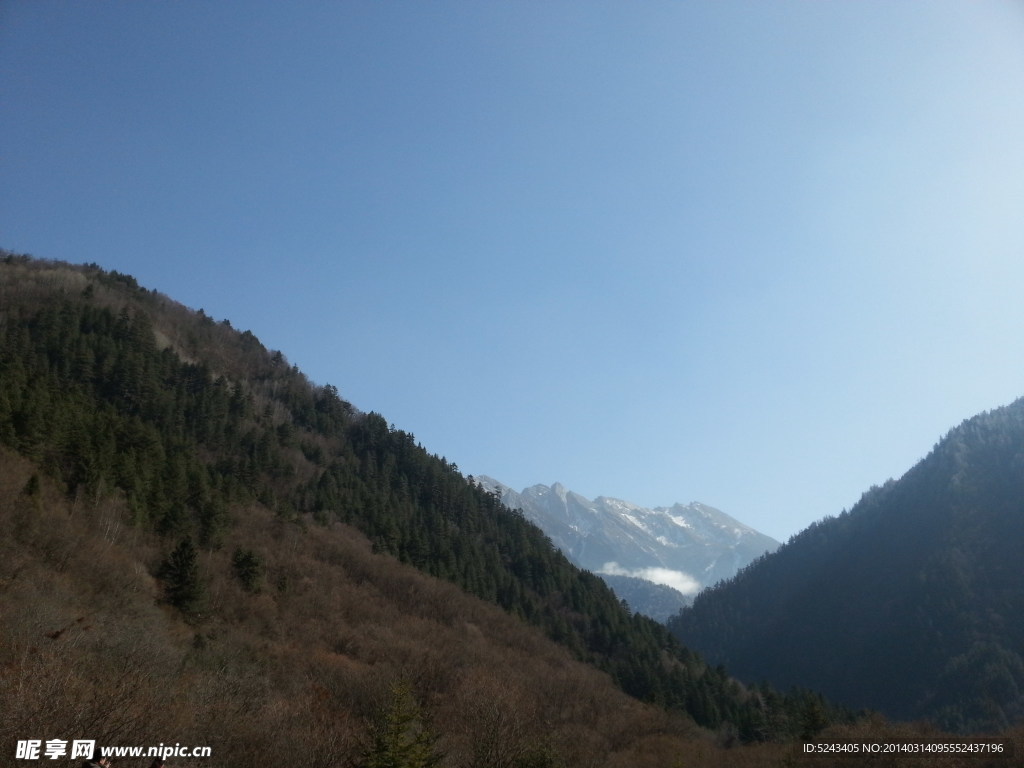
[[3, 1, 1024, 541]]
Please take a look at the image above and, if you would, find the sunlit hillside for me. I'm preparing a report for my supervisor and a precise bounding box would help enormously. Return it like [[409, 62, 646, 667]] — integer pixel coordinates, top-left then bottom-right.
[[0, 253, 881, 767]]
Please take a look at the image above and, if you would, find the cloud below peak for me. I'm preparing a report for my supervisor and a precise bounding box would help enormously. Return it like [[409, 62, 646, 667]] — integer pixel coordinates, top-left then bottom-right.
[[599, 562, 701, 596]]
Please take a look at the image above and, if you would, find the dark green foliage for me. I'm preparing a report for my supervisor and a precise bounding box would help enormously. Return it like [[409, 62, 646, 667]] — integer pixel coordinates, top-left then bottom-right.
[[670, 398, 1024, 731], [22, 473, 40, 497], [0, 254, 849, 742], [359, 682, 443, 768], [159, 536, 204, 615], [231, 547, 264, 593]]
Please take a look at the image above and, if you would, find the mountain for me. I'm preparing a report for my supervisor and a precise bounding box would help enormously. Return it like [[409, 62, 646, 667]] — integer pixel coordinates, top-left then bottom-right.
[[669, 398, 1024, 732], [599, 573, 696, 625], [0, 252, 858, 765], [477, 477, 779, 621]]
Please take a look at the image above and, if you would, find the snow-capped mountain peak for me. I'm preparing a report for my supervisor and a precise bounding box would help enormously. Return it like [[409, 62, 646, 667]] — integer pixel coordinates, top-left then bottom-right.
[[475, 476, 779, 622]]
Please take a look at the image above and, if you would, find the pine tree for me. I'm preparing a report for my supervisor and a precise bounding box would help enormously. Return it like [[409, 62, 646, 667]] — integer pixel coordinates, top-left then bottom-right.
[[359, 681, 442, 768], [159, 536, 204, 615], [231, 547, 264, 593]]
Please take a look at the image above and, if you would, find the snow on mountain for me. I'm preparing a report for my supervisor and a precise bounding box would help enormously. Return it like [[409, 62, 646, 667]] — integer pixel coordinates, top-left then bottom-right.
[[475, 476, 780, 621]]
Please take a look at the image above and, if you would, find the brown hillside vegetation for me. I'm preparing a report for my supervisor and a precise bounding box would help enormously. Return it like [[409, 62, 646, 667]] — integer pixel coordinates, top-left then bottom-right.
[[0, 447, 702, 767], [5, 448, 1024, 768]]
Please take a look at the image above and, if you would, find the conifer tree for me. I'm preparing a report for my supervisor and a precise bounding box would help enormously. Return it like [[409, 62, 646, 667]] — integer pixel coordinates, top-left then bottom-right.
[[159, 536, 204, 615], [359, 681, 442, 768], [231, 547, 264, 593]]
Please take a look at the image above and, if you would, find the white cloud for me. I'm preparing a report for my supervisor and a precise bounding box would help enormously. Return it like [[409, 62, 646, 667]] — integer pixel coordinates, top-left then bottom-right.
[[599, 562, 701, 596]]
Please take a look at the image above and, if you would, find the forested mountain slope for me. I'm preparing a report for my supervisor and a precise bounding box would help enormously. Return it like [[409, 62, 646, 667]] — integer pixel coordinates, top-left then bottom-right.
[[2, 445, 703, 767], [670, 397, 1024, 732], [0, 253, 854, 765]]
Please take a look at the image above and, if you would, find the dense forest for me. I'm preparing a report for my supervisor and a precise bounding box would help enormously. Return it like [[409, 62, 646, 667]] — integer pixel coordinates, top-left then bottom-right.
[[0, 253, 893, 767], [670, 396, 1024, 733]]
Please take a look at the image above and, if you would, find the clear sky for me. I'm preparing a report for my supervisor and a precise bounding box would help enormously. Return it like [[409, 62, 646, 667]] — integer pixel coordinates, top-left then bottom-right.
[[3, 2, 1024, 541]]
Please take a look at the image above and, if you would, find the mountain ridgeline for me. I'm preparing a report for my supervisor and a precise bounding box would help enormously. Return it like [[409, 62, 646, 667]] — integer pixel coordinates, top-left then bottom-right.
[[669, 397, 1024, 732], [0, 253, 853, 765], [478, 477, 779, 622]]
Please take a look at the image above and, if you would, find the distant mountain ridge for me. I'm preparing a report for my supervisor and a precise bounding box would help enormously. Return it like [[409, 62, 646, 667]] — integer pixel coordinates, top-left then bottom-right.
[[476, 476, 779, 621]]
